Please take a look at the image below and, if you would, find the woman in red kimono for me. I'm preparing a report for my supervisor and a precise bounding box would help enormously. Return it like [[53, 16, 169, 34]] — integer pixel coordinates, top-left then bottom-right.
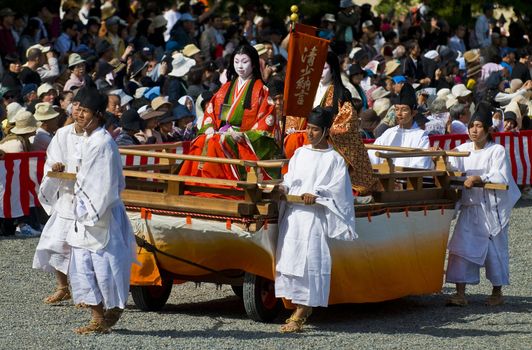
[[179, 43, 280, 182]]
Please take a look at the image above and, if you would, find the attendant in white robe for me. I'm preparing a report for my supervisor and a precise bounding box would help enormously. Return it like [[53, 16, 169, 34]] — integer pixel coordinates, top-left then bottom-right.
[[445, 111, 520, 306], [276, 107, 357, 333], [66, 87, 136, 334], [33, 91, 87, 304], [368, 83, 434, 169]]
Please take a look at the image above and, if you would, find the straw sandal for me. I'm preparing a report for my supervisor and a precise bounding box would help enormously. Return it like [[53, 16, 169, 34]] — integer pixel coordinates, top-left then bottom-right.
[[104, 308, 124, 327], [43, 286, 71, 304], [74, 319, 110, 335], [446, 294, 468, 306], [280, 309, 313, 333]]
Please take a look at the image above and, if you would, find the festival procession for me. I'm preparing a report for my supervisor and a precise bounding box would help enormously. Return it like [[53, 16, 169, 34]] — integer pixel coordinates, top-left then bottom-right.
[[0, 0, 531, 347]]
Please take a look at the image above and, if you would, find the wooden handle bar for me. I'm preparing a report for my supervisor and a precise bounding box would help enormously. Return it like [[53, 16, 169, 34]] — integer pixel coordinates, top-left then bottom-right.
[[119, 149, 288, 168], [374, 150, 470, 159]]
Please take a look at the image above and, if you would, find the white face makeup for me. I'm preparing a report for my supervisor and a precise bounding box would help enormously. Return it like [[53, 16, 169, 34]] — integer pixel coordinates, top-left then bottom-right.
[[234, 53, 253, 80], [321, 62, 332, 84]]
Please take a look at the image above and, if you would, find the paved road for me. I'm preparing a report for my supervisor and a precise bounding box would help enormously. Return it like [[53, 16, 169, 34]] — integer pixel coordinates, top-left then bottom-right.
[[0, 201, 530, 349]]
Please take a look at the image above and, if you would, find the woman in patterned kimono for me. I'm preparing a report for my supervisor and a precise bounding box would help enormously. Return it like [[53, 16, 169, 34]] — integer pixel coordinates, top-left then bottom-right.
[[284, 52, 378, 195], [179, 44, 280, 184]]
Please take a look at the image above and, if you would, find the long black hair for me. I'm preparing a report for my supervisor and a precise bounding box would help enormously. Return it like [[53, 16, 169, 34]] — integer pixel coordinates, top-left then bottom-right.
[[223, 43, 263, 110], [225, 43, 263, 82], [325, 51, 352, 115]]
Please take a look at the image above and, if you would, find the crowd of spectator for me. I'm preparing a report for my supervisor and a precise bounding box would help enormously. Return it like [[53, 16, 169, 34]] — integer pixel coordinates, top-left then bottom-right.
[[0, 0, 531, 237]]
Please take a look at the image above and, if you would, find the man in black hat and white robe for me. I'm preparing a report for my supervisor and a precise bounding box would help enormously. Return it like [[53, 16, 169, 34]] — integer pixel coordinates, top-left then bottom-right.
[[368, 83, 433, 169], [275, 107, 357, 333], [65, 87, 136, 334]]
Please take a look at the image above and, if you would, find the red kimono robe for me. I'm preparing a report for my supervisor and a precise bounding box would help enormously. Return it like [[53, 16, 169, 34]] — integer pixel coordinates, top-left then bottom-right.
[[179, 79, 280, 188]]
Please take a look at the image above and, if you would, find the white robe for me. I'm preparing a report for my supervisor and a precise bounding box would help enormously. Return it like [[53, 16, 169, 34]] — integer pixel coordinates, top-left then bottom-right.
[[33, 124, 82, 274], [446, 142, 520, 285], [67, 127, 136, 309], [275, 145, 357, 307], [368, 124, 434, 169]]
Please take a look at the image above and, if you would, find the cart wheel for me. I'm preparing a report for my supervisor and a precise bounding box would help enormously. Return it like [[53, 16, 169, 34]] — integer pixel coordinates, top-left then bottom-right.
[[231, 285, 243, 299], [131, 279, 173, 311], [243, 272, 281, 322]]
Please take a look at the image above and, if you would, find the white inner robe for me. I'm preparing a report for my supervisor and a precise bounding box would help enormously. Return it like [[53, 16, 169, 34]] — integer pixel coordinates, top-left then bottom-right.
[[67, 127, 136, 309], [275, 145, 357, 307], [33, 124, 82, 274], [446, 142, 520, 285], [368, 124, 434, 169]]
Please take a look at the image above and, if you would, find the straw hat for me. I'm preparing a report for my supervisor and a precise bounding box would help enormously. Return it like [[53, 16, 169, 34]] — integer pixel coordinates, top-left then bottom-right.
[[151, 96, 172, 111], [6, 102, 24, 124], [373, 98, 391, 117], [37, 83, 55, 97], [11, 110, 38, 135], [182, 44, 201, 58], [134, 87, 149, 99], [370, 87, 390, 100], [140, 107, 166, 120], [101, 1, 116, 20], [34, 102, 59, 121], [436, 88, 451, 98], [254, 43, 268, 56], [467, 63, 482, 78], [68, 53, 86, 68], [384, 60, 401, 76], [463, 50, 480, 64], [25, 44, 50, 60], [109, 89, 133, 106], [322, 13, 336, 23], [451, 84, 472, 98], [151, 15, 167, 29], [168, 53, 196, 77]]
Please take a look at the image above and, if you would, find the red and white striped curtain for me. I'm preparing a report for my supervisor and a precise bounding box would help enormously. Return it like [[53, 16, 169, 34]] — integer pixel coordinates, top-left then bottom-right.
[[430, 131, 532, 185], [0, 151, 46, 218]]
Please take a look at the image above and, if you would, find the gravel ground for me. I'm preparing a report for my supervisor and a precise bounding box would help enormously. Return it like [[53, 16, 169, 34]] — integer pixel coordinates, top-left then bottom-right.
[[0, 200, 531, 350]]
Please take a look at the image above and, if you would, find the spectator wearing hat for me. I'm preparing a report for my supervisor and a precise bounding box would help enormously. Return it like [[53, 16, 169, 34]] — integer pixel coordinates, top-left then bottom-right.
[[1, 53, 22, 91], [21, 84, 38, 108], [163, 52, 195, 102], [503, 111, 518, 132], [156, 110, 180, 143], [494, 80, 532, 108], [135, 107, 165, 144], [169, 12, 198, 51], [2, 101, 24, 136], [124, 60, 148, 96], [318, 14, 336, 41], [115, 109, 143, 146], [0, 109, 37, 153], [37, 83, 57, 104], [0, 7, 17, 56], [475, 3, 494, 49], [200, 14, 225, 61], [182, 43, 203, 65], [64, 53, 87, 92], [21, 45, 60, 85], [168, 104, 196, 141], [347, 64, 367, 109], [32, 102, 60, 151]]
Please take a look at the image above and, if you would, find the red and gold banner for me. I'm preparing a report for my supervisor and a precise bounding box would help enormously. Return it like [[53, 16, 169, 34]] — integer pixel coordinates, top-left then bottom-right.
[[283, 25, 329, 119]]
